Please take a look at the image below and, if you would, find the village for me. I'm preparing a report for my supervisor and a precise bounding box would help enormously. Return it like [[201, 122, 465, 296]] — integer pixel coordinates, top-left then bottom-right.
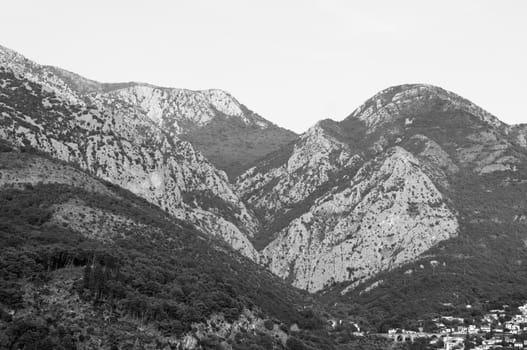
[[382, 303, 527, 349]]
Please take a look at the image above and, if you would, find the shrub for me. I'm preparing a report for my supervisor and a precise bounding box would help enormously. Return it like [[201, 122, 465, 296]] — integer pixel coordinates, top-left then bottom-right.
[[263, 319, 274, 330], [286, 337, 307, 350]]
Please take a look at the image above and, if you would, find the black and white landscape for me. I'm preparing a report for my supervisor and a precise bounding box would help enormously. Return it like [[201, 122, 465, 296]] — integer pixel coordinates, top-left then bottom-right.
[[1, 2, 527, 350]]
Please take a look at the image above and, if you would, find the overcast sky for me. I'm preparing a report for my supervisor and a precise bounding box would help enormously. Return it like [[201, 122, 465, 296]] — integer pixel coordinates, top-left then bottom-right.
[[1, 0, 526, 133]]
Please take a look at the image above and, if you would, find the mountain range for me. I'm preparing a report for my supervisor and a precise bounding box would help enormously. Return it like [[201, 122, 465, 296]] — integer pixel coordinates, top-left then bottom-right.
[[1, 44, 527, 349]]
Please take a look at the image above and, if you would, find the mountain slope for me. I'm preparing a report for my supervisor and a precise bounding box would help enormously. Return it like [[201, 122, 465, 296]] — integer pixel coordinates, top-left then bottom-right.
[[323, 161, 527, 332], [0, 52, 260, 261], [511, 123, 527, 149], [0, 144, 328, 349], [237, 84, 527, 293], [180, 112, 297, 179], [4, 42, 527, 339], [0, 45, 294, 260], [261, 146, 458, 291], [43, 63, 297, 178], [89, 83, 297, 178]]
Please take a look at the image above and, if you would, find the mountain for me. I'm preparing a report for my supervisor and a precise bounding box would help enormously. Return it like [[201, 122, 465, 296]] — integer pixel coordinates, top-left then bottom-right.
[[314, 87, 527, 330], [93, 83, 296, 179], [3, 42, 527, 342], [0, 143, 336, 349], [0, 45, 296, 261], [44, 64, 297, 179], [2, 45, 379, 350], [237, 84, 527, 297], [0, 45, 262, 261]]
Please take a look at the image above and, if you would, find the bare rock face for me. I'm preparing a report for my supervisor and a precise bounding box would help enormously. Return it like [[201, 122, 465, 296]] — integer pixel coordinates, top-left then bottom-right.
[[403, 134, 459, 187], [262, 147, 458, 291], [511, 124, 527, 149], [236, 120, 360, 248], [0, 48, 260, 261]]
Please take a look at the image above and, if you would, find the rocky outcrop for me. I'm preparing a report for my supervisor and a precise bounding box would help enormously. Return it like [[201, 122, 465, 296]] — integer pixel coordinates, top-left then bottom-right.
[[262, 147, 458, 291], [511, 124, 527, 149], [184, 309, 288, 349], [90, 84, 297, 178], [91, 85, 265, 133]]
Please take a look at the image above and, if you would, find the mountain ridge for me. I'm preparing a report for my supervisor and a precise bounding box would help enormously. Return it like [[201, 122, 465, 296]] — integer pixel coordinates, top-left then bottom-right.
[[236, 81, 527, 293], [3, 43, 527, 343], [0, 44, 297, 178]]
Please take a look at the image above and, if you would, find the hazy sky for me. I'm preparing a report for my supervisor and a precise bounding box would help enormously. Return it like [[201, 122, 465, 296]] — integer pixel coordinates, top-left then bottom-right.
[[1, 0, 526, 133]]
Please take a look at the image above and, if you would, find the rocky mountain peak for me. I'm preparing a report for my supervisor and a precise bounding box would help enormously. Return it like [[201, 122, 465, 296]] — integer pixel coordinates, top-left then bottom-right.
[[96, 84, 272, 131], [347, 83, 505, 133], [236, 82, 527, 293], [89, 83, 297, 178]]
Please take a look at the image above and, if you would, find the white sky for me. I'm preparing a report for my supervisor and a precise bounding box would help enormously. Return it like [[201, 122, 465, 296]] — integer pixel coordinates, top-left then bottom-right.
[[1, 0, 526, 133]]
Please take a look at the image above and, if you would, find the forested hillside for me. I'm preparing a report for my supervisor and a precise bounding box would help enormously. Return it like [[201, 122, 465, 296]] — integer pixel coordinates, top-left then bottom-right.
[[0, 146, 339, 349]]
